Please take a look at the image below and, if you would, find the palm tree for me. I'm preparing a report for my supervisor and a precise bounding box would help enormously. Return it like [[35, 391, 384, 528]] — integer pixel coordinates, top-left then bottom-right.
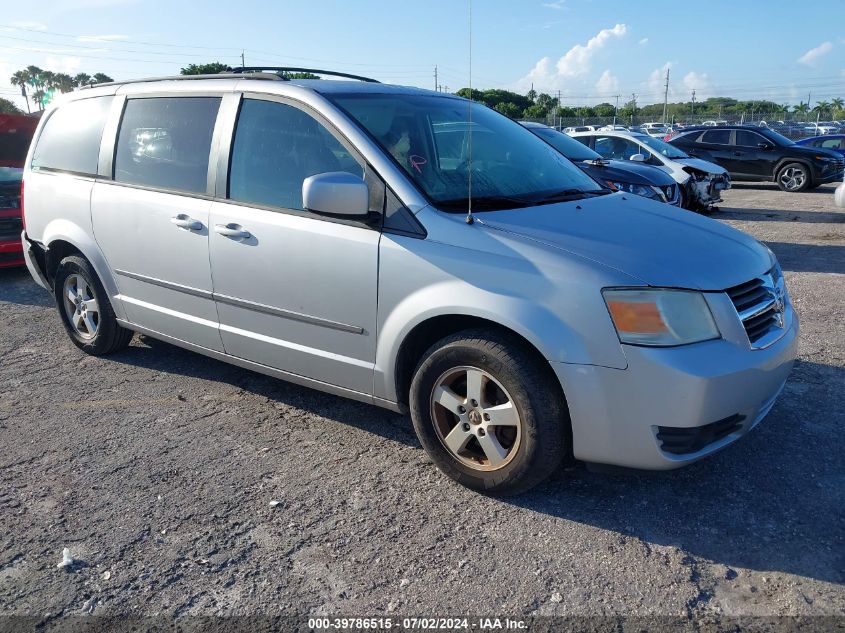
[[793, 102, 809, 119], [73, 72, 91, 88], [53, 73, 75, 93], [813, 100, 830, 117], [830, 97, 843, 119], [10, 70, 31, 113], [92, 73, 114, 84]]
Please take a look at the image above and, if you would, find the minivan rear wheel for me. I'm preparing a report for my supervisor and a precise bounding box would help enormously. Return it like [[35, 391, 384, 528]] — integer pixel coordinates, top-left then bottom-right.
[[776, 163, 810, 192], [54, 255, 133, 355], [409, 329, 568, 495]]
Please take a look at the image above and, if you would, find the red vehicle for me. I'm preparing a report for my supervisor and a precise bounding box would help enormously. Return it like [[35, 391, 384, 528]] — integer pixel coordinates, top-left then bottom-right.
[[0, 114, 39, 268]]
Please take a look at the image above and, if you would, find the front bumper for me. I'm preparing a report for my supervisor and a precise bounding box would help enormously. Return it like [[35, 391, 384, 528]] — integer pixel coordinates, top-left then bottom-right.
[[553, 304, 798, 470]]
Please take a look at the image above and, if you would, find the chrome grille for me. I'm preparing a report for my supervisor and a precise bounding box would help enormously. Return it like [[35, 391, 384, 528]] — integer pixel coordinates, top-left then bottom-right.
[[725, 266, 787, 349]]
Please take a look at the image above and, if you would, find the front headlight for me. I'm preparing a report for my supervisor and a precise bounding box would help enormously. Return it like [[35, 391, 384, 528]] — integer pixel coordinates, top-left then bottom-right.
[[603, 288, 720, 346], [609, 181, 659, 199]]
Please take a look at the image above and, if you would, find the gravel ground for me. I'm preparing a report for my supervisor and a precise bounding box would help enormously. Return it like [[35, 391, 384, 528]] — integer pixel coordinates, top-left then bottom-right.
[[0, 182, 842, 629]]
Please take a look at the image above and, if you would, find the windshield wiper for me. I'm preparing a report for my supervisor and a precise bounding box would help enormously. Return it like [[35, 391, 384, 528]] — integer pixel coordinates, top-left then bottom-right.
[[532, 188, 612, 204], [437, 195, 535, 211]]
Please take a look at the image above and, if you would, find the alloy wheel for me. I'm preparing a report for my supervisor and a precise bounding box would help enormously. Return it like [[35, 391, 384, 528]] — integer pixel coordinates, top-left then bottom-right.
[[429, 366, 522, 471], [779, 166, 806, 191], [63, 274, 100, 340]]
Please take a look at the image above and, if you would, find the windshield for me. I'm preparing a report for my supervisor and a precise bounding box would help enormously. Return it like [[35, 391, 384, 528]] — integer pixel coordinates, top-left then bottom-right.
[[331, 94, 602, 210], [635, 134, 689, 159], [530, 127, 603, 161]]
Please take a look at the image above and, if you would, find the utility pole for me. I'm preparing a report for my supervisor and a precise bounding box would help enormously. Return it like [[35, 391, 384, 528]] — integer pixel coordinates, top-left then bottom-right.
[[630, 92, 637, 126], [690, 89, 696, 118], [241, 50, 245, 67], [662, 67, 670, 125], [613, 94, 620, 125], [557, 89, 561, 129], [434, 65, 438, 92]]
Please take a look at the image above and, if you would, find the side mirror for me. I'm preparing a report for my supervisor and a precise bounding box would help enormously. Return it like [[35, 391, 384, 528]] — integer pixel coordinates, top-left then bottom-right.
[[758, 143, 773, 150], [303, 172, 369, 217], [835, 183, 845, 209], [630, 153, 646, 162]]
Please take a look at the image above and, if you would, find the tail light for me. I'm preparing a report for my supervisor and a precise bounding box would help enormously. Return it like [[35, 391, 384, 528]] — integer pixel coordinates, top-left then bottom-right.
[[20, 179, 25, 231]]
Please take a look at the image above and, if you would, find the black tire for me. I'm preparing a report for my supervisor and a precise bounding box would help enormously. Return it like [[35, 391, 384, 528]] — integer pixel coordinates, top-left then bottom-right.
[[776, 162, 811, 192], [54, 255, 133, 355], [409, 328, 569, 495]]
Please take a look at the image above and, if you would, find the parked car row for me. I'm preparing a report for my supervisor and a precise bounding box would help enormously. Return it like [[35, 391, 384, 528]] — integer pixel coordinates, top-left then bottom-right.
[[667, 125, 844, 192]]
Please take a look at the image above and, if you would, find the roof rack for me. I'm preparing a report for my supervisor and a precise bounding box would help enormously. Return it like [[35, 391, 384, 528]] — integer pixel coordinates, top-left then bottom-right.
[[80, 72, 283, 89], [228, 67, 380, 83]]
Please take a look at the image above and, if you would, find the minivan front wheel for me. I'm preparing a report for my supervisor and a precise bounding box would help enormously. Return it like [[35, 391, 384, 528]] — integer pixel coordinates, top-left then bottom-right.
[[54, 255, 133, 355], [776, 163, 810, 192], [409, 329, 568, 495]]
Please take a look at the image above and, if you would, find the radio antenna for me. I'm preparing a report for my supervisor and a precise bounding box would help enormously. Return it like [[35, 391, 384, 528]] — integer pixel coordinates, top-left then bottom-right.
[[465, 0, 474, 224]]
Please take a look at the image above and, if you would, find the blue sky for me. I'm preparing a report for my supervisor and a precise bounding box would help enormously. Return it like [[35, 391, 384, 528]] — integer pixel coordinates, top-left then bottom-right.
[[1, 0, 844, 110]]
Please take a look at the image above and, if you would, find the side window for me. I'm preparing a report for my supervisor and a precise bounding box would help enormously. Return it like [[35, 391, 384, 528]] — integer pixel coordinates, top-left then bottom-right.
[[594, 136, 640, 160], [702, 130, 730, 145], [114, 97, 221, 194], [31, 96, 113, 175], [821, 138, 843, 150], [681, 131, 702, 143], [735, 130, 765, 147], [228, 99, 364, 212]]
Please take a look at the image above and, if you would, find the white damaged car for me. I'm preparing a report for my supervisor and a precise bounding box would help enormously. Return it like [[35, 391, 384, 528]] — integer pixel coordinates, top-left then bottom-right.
[[571, 130, 730, 211]]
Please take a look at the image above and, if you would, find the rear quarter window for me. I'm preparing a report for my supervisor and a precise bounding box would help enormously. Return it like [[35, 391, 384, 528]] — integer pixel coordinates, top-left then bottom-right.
[[31, 96, 114, 176]]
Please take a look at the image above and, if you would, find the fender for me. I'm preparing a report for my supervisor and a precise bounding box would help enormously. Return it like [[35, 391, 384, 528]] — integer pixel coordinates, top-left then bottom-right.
[[42, 218, 127, 322], [373, 279, 625, 403]]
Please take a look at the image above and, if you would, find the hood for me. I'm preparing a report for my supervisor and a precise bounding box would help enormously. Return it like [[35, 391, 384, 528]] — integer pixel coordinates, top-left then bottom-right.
[[789, 144, 842, 161], [675, 157, 728, 175], [577, 159, 675, 186], [478, 193, 773, 290]]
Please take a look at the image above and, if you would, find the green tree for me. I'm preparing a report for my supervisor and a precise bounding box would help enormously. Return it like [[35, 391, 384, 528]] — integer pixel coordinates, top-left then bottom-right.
[[53, 73, 75, 93], [494, 102, 521, 118], [92, 73, 114, 84], [593, 102, 616, 118], [0, 97, 22, 114], [794, 102, 809, 117], [73, 72, 92, 87], [523, 104, 547, 119], [526, 88, 537, 103], [180, 62, 231, 75]]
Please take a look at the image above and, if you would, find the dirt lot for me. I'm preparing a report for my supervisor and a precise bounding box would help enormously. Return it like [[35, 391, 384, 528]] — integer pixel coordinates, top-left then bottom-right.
[[0, 182, 843, 629]]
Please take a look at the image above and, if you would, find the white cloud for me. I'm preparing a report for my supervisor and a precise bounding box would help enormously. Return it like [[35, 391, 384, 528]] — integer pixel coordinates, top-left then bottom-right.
[[595, 70, 619, 95], [682, 70, 713, 100], [542, 0, 566, 8], [516, 24, 627, 90], [639, 38, 649, 45], [77, 34, 130, 42], [44, 56, 83, 74], [797, 41, 832, 66], [647, 62, 672, 97]]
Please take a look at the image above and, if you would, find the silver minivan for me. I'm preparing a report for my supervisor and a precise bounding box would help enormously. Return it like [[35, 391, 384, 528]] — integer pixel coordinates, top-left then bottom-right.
[[21, 69, 798, 494]]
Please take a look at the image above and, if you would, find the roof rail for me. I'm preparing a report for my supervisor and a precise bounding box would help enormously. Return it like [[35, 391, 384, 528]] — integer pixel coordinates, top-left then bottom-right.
[[229, 67, 380, 83], [80, 72, 283, 89]]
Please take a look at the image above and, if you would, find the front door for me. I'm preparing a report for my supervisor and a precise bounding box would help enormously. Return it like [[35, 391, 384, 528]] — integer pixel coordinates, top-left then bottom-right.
[[92, 95, 224, 350], [209, 96, 380, 395]]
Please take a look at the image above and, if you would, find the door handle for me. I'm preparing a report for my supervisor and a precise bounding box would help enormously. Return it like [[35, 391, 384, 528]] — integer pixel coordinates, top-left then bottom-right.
[[214, 223, 251, 240], [170, 214, 203, 231]]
